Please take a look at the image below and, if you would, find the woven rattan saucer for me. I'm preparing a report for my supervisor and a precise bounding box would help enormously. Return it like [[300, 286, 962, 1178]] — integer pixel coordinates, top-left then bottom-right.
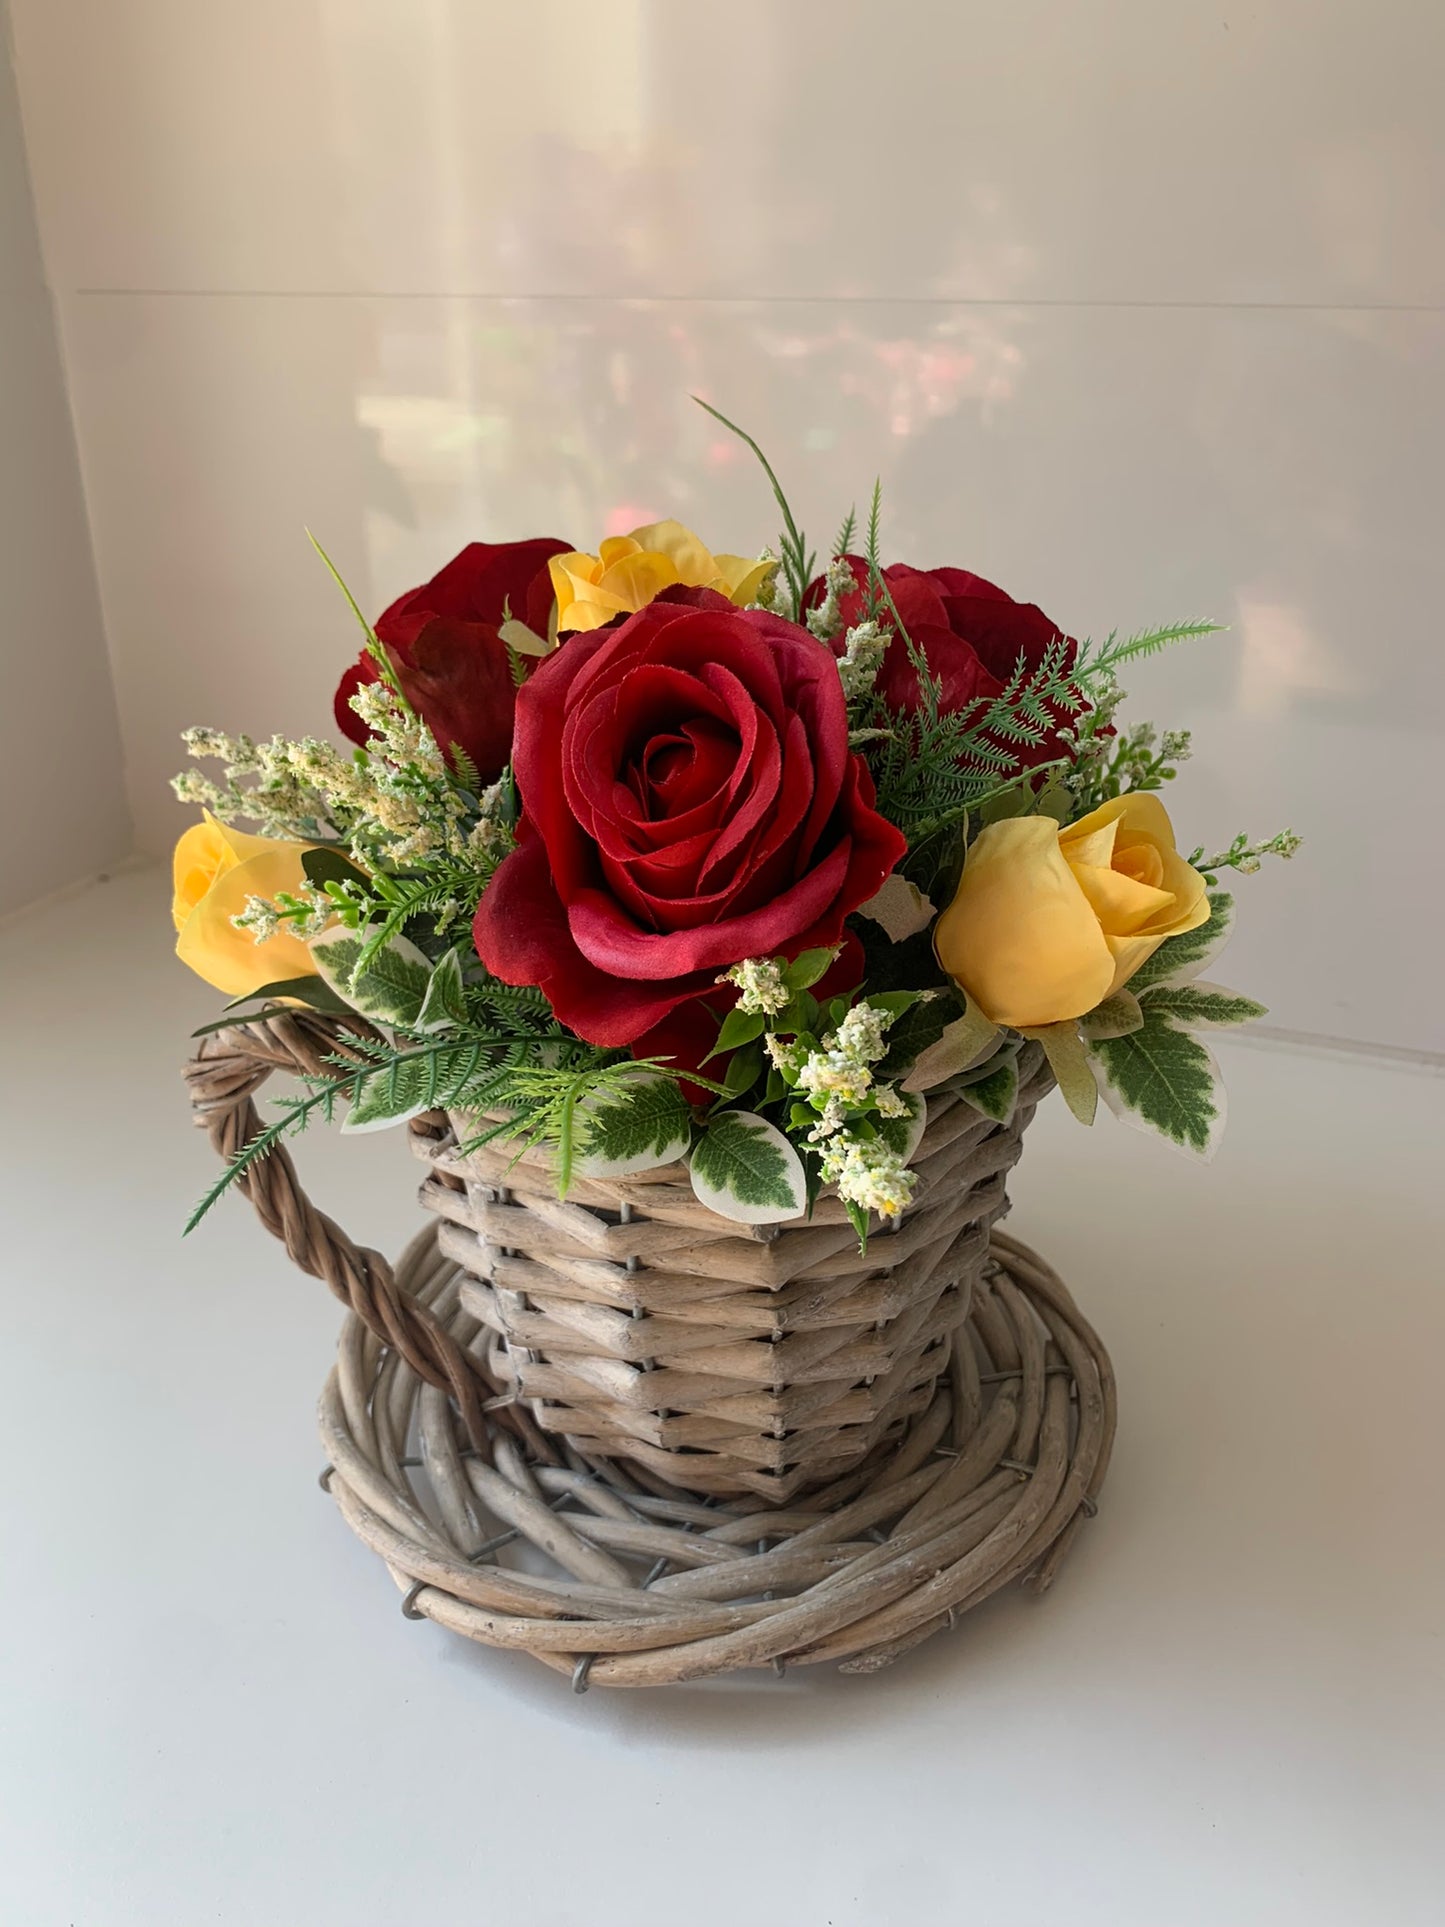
[[318, 1222, 1116, 1689]]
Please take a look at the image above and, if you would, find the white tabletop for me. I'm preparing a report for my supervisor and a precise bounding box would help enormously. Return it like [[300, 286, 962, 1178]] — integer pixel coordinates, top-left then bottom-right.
[[3, 867, 1441, 1927]]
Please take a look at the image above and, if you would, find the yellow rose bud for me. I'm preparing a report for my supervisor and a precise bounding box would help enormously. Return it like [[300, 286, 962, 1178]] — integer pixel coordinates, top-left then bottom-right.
[[172, 814, 322, 998], [934, 793, 1210, 1029], [549, 519, 774, 633]]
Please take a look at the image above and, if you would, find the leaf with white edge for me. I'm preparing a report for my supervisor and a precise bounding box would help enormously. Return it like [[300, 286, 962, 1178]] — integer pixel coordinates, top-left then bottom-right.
[[1019, 1023, 1098, 1126], [856, 874, 936, 941], [875, 1090, 928, 1164], [689, 1111, 807, 1225], [1128, 892, 1235, 993], [782, 946, 840, 991], [415, 950, 468, 1032], [573, 1073, 694, 1178], [957, 1058, 1018, 1124], [902, 999, 999, 1093], [310, 924, 434, 1027], [1079, 989, 1144, 1041], [1139, 980, 1267, 1029], [1088, 1008, 1226, 1159]]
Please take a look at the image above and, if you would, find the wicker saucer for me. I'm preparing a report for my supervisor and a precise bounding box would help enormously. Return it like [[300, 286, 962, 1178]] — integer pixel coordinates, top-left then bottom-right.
[[318, 1223, 1116, 1689]]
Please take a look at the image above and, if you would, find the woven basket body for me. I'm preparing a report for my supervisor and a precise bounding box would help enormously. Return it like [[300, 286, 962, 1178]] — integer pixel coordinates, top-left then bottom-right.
[[414, 1046, 1051, 1503]]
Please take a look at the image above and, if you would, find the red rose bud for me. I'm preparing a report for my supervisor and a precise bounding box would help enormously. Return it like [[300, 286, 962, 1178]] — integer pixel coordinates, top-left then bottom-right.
[[809, 558, 1081, 770], [334, 536, 570, 785], [473, 591, 907, 1047]]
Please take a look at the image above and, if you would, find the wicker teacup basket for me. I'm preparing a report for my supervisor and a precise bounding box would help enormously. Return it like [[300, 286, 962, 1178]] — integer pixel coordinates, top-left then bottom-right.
[[187, 1013, 1116, 1688]]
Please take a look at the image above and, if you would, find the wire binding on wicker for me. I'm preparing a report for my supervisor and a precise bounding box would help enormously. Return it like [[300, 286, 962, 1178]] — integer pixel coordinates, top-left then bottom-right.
[[317, 1220, 1116, 1687], [413, 1050, 1054, 1502]]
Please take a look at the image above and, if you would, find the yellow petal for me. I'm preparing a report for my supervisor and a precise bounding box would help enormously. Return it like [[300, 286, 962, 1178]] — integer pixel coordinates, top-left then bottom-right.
[[1066, 859, 1176, 937], [935, 816, 1115, 1029], [597, 535, 642, 569], [712, 554, 775, 605], [626, 519, 716, 582], [175, 842, 320, 998], [596, 550, 683, 613], [171, 813, 282, 932]]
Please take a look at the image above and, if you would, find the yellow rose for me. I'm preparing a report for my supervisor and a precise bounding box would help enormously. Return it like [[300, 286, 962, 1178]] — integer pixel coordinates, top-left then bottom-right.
[[172, 814, 322, 998], [549, 519, 774, 633], [934, 793, 1210, 1029]]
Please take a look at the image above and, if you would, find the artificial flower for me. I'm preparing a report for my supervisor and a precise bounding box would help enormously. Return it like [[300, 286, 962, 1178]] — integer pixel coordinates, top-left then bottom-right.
[[809, 557, 1081, 769], [472, 588, 905, 1046], [934, 793, 1209, 1028], [549, 520, 773, 634], [335, 536, 570, 783], [172, 815, 321, 998]]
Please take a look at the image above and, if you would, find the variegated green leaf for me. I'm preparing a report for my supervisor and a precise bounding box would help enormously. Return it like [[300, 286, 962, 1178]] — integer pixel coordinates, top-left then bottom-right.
[[957, 1058, 1018, 1124], [1079, 989, 1144, 1041], [689, 1111, 807, 1224], [901, 999, 999, 1093], [1128, 892, 1235, 993], [1140, 980, 1267, 1029], [309, 924, 433, 1027], [415, 949, 468, 1032], [573, 1073, 694, 1178], [875, 1090, 927, 1164], [1088, 1007, 1225, 1159]]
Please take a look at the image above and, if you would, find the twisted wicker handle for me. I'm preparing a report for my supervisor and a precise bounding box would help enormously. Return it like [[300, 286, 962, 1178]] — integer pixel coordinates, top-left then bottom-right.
[[183, 1012, 497, 1449]]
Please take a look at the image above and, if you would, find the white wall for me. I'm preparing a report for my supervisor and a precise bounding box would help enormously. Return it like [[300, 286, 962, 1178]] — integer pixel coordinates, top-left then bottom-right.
[[0, 0, 127, 915], [8, 1, 1443, 1050]]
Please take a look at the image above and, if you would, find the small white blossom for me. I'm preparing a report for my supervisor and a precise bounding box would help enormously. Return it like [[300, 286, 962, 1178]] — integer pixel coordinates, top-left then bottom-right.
[[874, 1085, 908, 1120], [806, 556, 857, 643], [744, 551, 782, 612], [818, 1135, 917, 1222], [232, 896, 282, 943], [837, 619, 889, 701], [832, 1001, 891, 1065], [765, 1034, 806, 1075], [718, 956, 790, 1017]]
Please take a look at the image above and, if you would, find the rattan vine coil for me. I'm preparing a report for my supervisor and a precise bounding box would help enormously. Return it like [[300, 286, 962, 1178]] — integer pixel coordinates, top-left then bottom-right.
[[186, 1016, 1116, 1686]]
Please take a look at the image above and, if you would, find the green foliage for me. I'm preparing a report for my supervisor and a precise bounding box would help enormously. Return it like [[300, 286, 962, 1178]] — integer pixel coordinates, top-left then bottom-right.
[[1088, 1006, 1225, 1158], [691, 397, 815, 620], [1137, 983, 1268, 1029], [956, 1056, 1018, 1124], [1128, 893, 1234, 993], [1188, 827, 1303, 882], [310, 925, 433, 1026], [415, 949, 468, 1031], [1078, 621, 1222, 672], [689, 1110, 807, 1224], [574, 1072, 694, 1177], [874, 1090, 927, 1162]]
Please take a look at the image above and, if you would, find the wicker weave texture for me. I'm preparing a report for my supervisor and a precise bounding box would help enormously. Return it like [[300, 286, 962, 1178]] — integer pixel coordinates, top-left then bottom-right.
[[320, 1220, 1115, 1687], [414, 1048, 1051, 1502]]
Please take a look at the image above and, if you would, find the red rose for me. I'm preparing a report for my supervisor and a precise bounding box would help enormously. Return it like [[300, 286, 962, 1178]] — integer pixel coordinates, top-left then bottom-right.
[[472, 589, 906, 1047], [334, 536, 570, 784], [815, 558, 1081, 769]]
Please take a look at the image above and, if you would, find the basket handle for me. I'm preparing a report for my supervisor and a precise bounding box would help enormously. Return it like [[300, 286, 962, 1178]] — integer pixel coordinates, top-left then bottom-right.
[[183, 1011, 499, 1449]]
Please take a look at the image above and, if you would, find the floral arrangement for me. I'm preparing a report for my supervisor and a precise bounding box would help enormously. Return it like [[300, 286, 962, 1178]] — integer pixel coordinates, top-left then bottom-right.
[[174, 406, 1298, 1242]]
